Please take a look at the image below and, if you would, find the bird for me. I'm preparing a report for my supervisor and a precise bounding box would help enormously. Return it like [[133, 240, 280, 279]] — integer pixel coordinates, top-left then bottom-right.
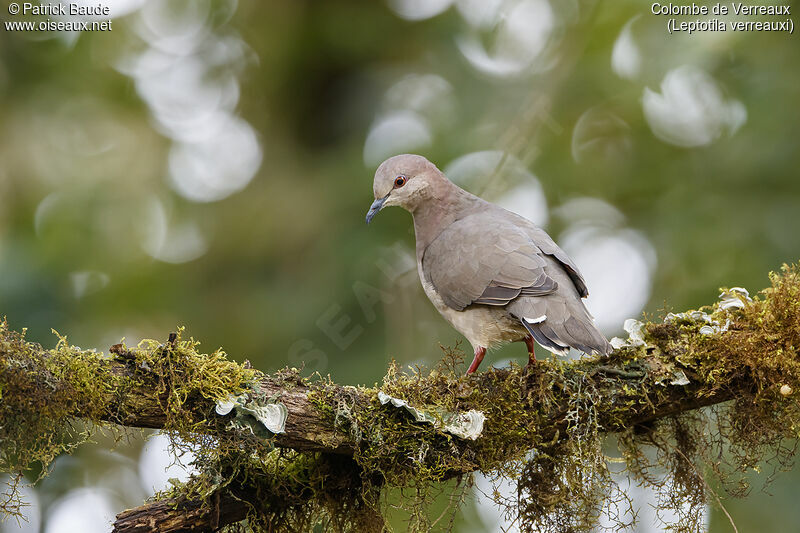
[[366, 154, 611, 374]]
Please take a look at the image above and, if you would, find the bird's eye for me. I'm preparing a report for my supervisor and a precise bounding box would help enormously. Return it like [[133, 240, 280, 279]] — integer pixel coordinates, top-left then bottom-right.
[[394, 176, 407, 188]]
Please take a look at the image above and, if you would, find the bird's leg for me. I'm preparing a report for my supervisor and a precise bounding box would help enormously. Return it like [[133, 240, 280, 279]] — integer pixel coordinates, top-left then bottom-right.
[[524, 336, 537, 366], [466, 346, 487, 375]]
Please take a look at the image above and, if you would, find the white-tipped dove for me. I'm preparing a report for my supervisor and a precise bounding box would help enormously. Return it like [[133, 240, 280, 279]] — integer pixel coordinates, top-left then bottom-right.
[[366, 154, 612, 374]]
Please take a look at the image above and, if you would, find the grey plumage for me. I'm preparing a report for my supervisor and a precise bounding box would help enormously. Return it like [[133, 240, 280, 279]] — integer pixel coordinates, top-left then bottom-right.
[[367, 154, 611, 373]]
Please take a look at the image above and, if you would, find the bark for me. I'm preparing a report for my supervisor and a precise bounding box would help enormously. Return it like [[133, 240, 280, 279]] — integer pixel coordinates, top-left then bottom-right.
[[113, 493, 247, 533]]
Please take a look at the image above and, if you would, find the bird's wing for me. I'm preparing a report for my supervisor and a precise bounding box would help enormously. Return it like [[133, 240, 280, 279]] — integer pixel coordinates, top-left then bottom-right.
[[421, 212, 562, 311], [520, 223, 588, 298]]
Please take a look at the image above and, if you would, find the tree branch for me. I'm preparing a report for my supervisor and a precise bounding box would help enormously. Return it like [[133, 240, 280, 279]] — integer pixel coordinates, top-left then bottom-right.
[[113, 493, 248, 533], [100, 354, 353, 453], [2, 264, 799, 532]]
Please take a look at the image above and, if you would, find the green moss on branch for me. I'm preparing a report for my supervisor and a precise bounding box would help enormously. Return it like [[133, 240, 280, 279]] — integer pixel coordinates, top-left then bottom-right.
[[2, 263, 800, 532]]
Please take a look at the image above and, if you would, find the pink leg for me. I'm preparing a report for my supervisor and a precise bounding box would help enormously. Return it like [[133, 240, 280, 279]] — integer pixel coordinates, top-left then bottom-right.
[[524, 336, 537, 366], [466, 346, 487, 375]]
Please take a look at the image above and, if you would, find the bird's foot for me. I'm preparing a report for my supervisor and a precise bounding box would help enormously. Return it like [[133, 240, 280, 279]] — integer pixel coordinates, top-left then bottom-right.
[[524, 336, 537, 368], [466, 346, 486, 375]]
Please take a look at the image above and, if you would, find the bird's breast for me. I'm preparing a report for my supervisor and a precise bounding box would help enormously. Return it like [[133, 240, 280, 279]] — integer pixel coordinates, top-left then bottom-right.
[[417, 263, 527, 350]]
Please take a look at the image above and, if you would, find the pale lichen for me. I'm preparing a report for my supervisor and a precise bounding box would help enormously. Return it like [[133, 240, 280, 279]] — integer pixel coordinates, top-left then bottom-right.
[[216, 392, 289, 436], [377, 391, 485, 440]]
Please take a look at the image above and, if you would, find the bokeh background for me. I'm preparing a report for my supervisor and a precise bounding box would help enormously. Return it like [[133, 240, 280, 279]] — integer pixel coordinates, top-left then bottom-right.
[[1, 0, 798, 531]]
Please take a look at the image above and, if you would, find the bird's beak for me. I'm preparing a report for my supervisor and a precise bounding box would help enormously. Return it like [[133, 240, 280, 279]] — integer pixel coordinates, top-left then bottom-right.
[[365, 197, 386, 224]]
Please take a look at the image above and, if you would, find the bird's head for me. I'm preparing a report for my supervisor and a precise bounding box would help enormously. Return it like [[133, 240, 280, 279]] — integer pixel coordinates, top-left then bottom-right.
[[366, 154, 444, 223]]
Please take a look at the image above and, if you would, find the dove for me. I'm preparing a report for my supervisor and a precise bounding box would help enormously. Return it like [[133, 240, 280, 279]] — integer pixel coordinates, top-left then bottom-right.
[[366, 154, 612, 374]]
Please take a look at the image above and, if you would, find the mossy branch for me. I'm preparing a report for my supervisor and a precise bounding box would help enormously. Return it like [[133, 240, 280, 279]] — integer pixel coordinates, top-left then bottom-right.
[[2, 264, 800, 533]]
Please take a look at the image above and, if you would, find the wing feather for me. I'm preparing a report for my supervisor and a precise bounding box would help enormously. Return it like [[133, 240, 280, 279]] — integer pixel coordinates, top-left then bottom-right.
[[422, 212, 559, 310]]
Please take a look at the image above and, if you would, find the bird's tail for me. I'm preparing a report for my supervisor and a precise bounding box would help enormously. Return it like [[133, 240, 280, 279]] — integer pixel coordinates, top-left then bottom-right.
[[511, 296, 612, 356]]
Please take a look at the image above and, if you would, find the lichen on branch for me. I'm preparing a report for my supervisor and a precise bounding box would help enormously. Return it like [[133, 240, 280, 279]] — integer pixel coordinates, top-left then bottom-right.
[[1, 263, 800, 533]]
